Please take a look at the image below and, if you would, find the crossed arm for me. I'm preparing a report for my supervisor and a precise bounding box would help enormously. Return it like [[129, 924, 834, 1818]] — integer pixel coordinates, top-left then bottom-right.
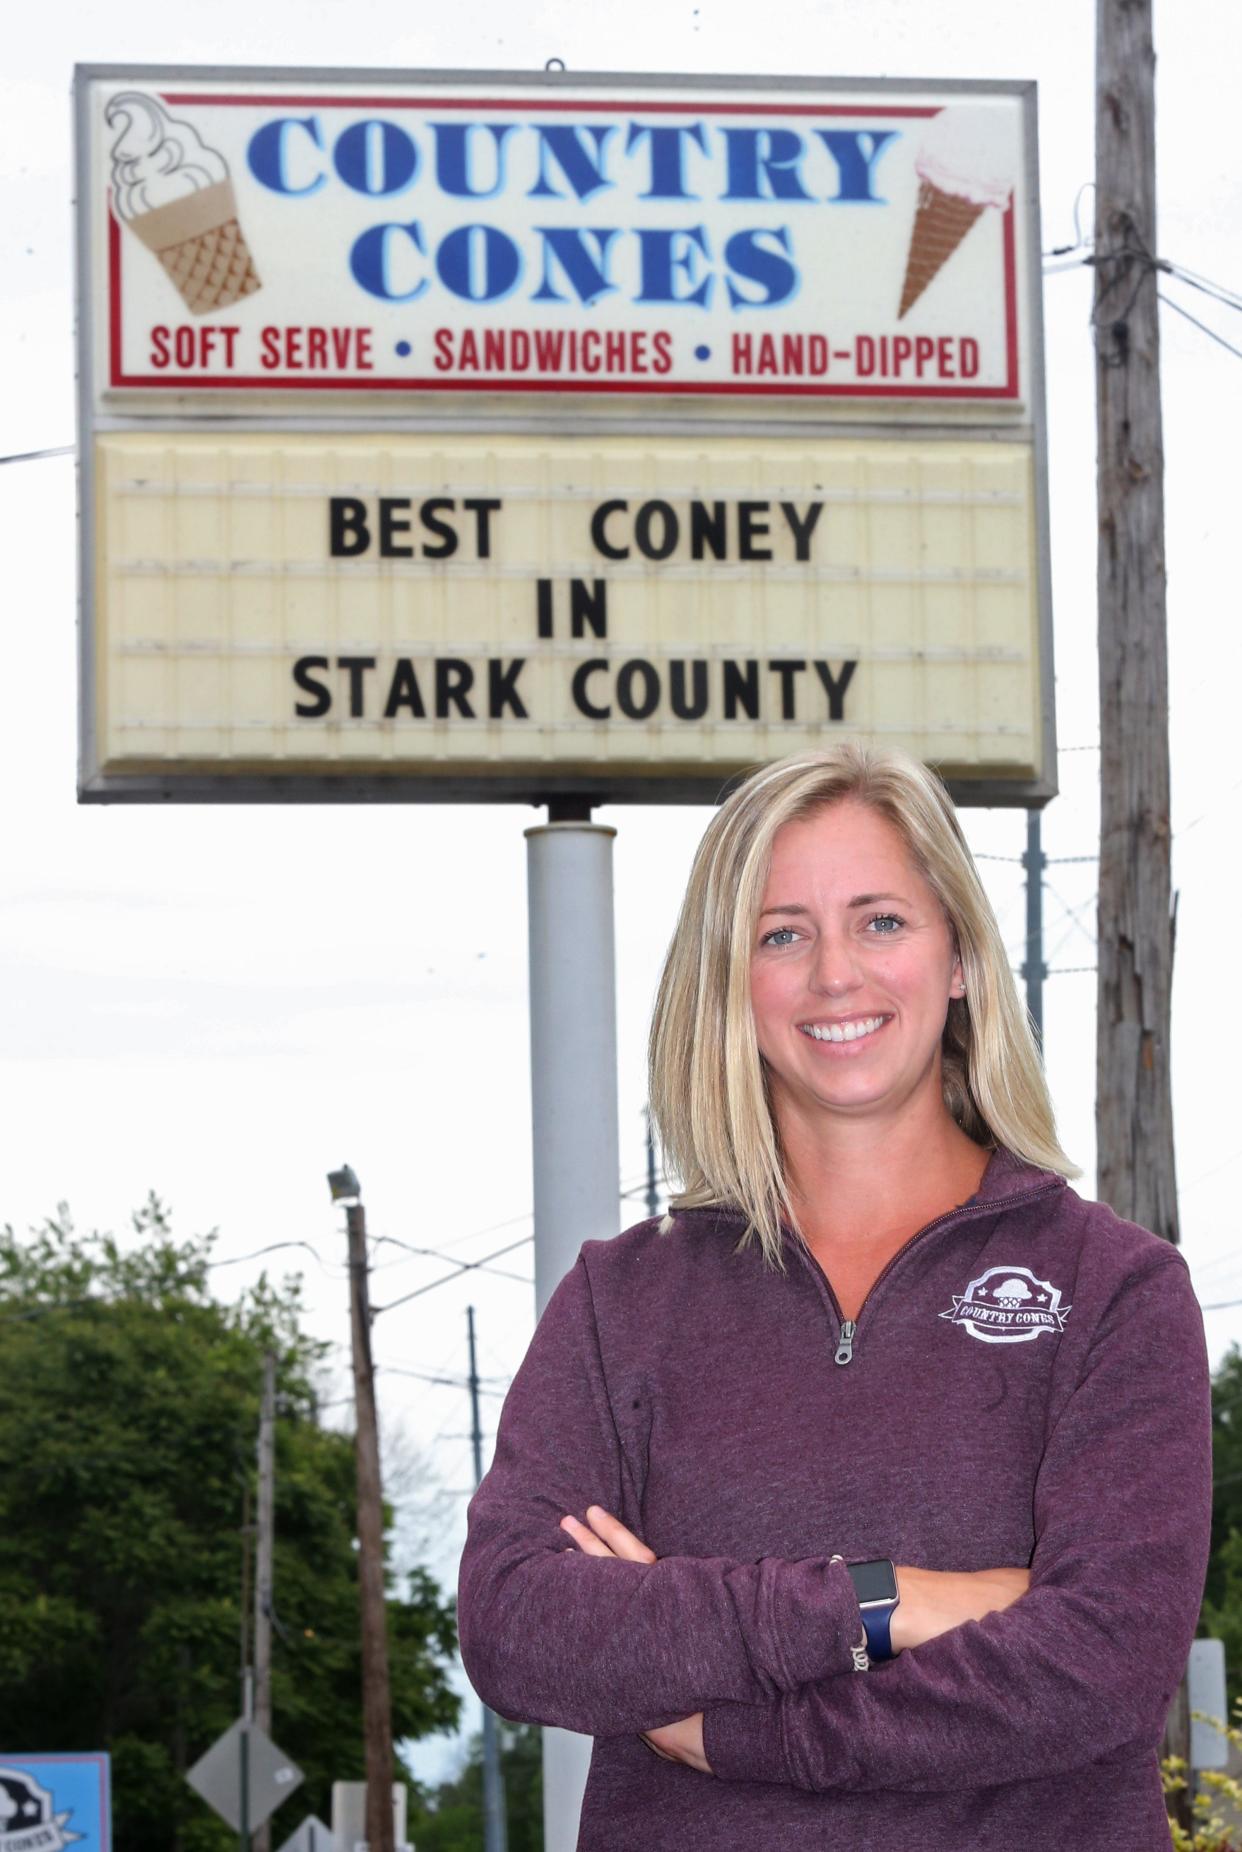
[[559, 1504, 1032, 1773], [459, 1250, 1211, 1793]]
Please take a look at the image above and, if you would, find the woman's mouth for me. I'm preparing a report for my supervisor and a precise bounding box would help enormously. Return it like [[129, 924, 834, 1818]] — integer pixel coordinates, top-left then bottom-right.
[[798, 1014, 890, 1045]]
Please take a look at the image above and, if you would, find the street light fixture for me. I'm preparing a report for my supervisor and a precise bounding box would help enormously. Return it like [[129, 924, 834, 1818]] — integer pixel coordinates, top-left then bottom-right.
[[326, 1165, 361, 1204]]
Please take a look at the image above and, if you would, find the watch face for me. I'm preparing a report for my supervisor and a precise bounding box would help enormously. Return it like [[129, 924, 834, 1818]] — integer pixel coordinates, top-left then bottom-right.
[[850, 1559, 898, 1605]]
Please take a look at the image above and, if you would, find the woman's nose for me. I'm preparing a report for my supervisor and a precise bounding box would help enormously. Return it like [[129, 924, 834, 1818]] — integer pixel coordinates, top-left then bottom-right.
[[809, 932, 862, 995]]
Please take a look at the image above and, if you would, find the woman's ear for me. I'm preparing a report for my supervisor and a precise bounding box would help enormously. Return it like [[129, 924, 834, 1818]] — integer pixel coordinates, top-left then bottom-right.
[[949, 948, 966, 1000]]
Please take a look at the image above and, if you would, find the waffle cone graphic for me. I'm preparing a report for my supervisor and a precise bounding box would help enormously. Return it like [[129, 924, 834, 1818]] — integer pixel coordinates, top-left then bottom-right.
[[126, 179, 260, 315], [898, 180, 985, 319]]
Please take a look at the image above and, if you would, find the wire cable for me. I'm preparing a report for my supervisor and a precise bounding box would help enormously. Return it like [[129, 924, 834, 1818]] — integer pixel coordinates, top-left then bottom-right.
[[372, 1235, 535, 1314], [370, 1233, 532, 1284], [207, 1238, 350, 1277], [1158, 291, 1242, 362], [0, 444, 75, 467]]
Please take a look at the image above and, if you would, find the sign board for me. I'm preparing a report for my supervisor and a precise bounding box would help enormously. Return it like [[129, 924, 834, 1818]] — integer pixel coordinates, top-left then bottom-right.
[[1188, 1638, 1229, 1772], [0, 1755, 110, 1851], [330, 1780, 408, 1851], [275, 1817, 334, 1852], [75, 66, 1054, 805], [186, 1720, 303, 1833]]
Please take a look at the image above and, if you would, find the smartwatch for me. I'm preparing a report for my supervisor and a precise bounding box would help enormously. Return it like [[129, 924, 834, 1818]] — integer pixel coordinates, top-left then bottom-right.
[[846, 1558, 900, 1662]]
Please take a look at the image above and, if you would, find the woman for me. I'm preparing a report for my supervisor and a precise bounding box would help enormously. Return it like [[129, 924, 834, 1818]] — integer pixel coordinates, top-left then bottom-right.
[[458, 745, 1211, 1850]]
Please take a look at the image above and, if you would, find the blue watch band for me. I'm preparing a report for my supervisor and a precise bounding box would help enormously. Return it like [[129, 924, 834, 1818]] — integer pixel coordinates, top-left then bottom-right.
[[858, 1598, 896, 1661], [845, 1559, 899, 1662]]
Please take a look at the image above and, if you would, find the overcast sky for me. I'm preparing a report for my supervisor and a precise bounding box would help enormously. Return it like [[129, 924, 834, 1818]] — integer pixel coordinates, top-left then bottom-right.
[[4, 0, 1241, 1791]]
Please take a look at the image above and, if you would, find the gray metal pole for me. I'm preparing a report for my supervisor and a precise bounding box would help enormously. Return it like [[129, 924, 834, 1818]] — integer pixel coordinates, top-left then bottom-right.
[[524, 813, 621, 1852], [1022, 809, 1047, 1046], [468, 1306, 509, 1852], [644, 1110, 660, 1220]]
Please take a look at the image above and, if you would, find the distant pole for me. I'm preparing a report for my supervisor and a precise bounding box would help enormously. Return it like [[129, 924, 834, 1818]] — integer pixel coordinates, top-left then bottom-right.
[[644, 1109, 660, 1220], [253, 1349, 276, 1852], [346, 1198, 396, 1852], [1094, 0, 1178, 1247], [240, 1666, 254, 1852], [239, 1478, 252, 1701], [468, 1306, 509, 1852], [239, 1475, 253, 1852], [1022, 810, 1047, 1048]]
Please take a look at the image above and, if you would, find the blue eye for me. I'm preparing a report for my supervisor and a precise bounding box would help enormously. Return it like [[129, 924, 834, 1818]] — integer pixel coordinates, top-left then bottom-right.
[[760, 926, 799, 947], [867, 914, 904, 934]]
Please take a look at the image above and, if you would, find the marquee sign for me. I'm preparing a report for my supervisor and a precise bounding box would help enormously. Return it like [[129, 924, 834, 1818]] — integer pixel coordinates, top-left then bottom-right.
[[75, 68, 1054, 804]]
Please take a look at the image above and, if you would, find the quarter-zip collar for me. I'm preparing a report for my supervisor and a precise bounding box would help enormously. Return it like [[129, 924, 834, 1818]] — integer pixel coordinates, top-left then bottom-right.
[[778, 1146, 1066, 1364], [674, 1148, 1067, 1366]]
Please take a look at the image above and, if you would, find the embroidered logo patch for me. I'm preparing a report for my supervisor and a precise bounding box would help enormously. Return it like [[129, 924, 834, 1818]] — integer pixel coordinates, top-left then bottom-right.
[[940, 1264, 1071, 1345]]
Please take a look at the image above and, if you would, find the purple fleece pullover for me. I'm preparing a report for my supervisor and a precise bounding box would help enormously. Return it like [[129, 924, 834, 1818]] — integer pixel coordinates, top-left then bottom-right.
[[458, 1150, 1212, 1849]]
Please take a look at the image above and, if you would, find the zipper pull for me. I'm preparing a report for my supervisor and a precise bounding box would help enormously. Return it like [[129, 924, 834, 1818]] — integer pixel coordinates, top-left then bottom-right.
[[834, 1320, 857, 1367]]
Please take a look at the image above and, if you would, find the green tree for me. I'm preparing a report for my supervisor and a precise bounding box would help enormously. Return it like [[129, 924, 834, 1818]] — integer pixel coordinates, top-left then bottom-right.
[[0, 1198, 461, 1849], [1205, 1347, 1242, 1715], [407, 1722, 544, 1852]]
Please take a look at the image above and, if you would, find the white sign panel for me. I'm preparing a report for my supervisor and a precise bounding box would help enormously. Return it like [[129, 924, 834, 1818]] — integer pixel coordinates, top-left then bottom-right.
[[82, 71, 1033, 405], [75, 68, 1053, 804]]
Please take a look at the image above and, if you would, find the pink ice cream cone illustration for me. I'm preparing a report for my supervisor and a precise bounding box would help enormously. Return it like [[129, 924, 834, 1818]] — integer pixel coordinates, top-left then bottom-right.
[[898, 107, 1015, 319], [106, 91, 261, 314]]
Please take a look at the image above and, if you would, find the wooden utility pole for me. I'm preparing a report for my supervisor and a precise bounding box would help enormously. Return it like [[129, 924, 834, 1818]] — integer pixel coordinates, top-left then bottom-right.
[[253, 1349, 276, 1852], [346, 1198, 396, 1852], [1094, 0, 1178, 1247], [1095, 2, 1187, 1826]]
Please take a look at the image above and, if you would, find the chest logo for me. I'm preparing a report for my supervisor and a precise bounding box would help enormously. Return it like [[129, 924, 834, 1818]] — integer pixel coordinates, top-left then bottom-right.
[[940, 1264, 1071, 1345]]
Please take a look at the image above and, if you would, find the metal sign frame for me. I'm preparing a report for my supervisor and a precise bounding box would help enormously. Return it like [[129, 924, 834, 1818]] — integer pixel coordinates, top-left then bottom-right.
[[75, 65, 1056, 808]]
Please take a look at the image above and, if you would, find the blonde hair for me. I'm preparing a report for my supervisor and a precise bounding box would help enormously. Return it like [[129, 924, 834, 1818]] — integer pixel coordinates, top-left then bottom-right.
[[648, 744, 1077, 1268]]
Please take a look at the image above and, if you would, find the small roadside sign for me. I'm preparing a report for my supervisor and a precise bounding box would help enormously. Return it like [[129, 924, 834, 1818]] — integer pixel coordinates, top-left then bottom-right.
[[186, 1719, 303, 1833], [276, 1817, 335, 1852]]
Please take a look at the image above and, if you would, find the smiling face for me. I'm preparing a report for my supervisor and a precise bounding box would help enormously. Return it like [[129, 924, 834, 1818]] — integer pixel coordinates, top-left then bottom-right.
[[749, 799, 965, 1133]]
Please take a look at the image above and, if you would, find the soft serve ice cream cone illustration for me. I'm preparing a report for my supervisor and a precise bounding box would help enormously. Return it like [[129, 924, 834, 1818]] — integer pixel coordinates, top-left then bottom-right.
[[106, 91, 261, 314], [898, 106, 1015, 318]]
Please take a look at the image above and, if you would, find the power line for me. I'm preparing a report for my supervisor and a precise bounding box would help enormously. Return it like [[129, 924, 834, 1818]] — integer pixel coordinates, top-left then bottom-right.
[[0, 1296, 95, 1325], [426, 1209, 535, 1255], [372, 1235, 535, 1315], [1164, 261, 1242, 316], [370, 1233, 531, 1284], [0, 444, 75, 467], [376, 1363, 509, 1396], [1158, 290, 1242, 362], [207, 1238, 350, 1278]]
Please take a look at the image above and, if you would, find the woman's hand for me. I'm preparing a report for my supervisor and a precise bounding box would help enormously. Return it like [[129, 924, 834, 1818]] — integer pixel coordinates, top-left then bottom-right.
[[890, 1564, 1030, 1652], [559, 1505, 657, 1564], [559, 1506, 711, 1774]]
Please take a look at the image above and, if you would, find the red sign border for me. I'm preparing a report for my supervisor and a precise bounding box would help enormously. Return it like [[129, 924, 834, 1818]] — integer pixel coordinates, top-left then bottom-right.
[[106, 92, 1021, 402]]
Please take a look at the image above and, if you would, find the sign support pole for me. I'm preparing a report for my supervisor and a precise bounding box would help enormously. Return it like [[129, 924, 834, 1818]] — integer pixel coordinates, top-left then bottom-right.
[[240, 1666, 253, 1852], [524, 805, 621, 1852]]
